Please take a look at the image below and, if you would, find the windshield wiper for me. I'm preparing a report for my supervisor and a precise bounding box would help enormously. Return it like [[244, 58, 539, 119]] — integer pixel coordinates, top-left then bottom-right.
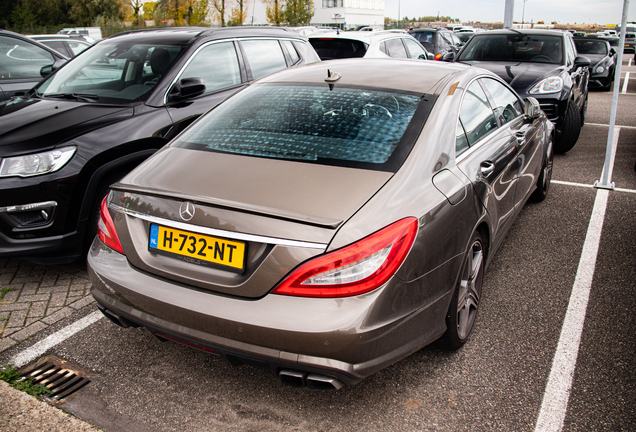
[[45, 93, 99, 102]]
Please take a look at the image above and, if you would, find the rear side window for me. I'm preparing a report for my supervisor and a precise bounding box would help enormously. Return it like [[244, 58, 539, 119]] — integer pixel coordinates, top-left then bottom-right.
[[282, 40, 300, 64], [180, 42, 241, 94], [309, 38, 368, 60], [173, 84, 429, 172], [241, 40, 287, 79], [459, 81, 498, 146]]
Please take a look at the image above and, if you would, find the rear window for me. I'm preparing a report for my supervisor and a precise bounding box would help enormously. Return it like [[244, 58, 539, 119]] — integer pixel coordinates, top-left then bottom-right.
[[574, 39, 608, 55], [409, 32, 434, 50], [458, 34, 564, 64], [309, 38, 368, 60], [172, 84, 433, 172]]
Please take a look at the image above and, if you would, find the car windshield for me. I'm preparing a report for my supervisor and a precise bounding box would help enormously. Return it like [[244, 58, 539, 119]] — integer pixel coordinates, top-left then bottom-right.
[[458, 34, 564, 64], [36, 41, 183, 104], [574, 39, 608, 55], [172, 84, 428, 172]]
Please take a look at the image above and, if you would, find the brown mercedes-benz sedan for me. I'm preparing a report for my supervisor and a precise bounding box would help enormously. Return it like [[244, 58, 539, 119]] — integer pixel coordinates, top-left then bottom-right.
[[88, 58, 554, 389]]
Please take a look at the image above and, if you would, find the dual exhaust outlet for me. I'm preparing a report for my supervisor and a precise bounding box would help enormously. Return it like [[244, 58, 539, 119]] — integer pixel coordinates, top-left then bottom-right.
[[279, 369, 344, 390]]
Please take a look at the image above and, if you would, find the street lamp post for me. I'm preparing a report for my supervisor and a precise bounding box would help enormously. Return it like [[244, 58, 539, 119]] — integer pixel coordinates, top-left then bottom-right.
[[522, 0, 527, 28]]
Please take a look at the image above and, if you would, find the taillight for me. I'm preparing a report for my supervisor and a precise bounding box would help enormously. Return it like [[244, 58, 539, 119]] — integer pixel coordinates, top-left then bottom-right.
[[97, 196, 124, 255], [434, 53, 442, 61], [272, 218, 418, 298]]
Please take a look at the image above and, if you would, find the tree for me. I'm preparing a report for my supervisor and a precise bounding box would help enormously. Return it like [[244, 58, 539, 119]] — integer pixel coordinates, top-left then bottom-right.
[[142, 1, 156, 20], [229, 0, 248, 26], [210, 0, 226, 26], [283, 0, 313, 26], [265, 0, 284, 26]]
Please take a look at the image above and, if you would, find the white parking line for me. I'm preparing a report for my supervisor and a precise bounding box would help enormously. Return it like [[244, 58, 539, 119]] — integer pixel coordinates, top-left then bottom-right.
[[10, 311, 103, 368], [535, 126, 621, 431], [622, 72, 630, 93], [630, 58, 633, 67], [534, 188, 610, 432], [552, 180, 636, 194]]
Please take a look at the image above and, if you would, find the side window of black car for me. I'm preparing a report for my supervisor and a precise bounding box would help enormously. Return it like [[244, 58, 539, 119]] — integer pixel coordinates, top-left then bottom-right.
[[565, 37, 576, 66], [459, 80, 498, 147], [480, 78, 523, 126], [241, 39, 288, 80], [180, 42, 242, 94]]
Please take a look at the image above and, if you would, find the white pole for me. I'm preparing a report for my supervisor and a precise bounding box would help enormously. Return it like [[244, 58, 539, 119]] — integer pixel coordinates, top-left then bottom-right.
[[595, 0, 630, 190], [504, 0, 514, 29]]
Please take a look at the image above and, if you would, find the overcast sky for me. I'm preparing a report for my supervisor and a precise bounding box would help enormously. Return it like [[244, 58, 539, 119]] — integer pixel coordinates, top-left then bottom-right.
[[384, 0, 635, 25]]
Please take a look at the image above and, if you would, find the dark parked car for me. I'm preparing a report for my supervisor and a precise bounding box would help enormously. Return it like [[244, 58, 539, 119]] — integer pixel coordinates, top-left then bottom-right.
[[408, 28, 462, 60], [0, 27, 320, 264], [88, 58, 554, 389], [453, 29, 590, 153], [0, 29, 67, 102], [28, 34, 94, 58], [574, 37, 616, 90]]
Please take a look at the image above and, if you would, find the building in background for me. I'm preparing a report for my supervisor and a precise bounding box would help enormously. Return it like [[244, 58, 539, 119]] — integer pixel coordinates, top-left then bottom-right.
[[246, 0, 385, 29]]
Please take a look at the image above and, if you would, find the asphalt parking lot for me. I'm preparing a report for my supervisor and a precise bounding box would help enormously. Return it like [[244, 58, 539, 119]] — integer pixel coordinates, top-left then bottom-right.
[[1, 57, 635, 432]]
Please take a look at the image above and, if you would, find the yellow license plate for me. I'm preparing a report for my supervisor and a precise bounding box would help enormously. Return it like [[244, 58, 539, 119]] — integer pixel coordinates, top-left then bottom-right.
[[149, 224, 245, 272]]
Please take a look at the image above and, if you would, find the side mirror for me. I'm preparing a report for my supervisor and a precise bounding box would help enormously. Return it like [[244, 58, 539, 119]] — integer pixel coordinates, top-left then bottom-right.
[[427, 52, 435, 60], [168, 77, 206, 102], [574, 55, 591, 68], [609, 47, 617, 56], [524, 97, 541, 119], [39, 59, 66, 78], [418, 53, 429, 60], [442, 52, 455, 62]]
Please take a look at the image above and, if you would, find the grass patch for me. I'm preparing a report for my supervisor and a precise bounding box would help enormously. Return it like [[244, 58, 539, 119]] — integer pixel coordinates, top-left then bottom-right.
[[0, 364, 52, 397], [0, 287, 13, 301]]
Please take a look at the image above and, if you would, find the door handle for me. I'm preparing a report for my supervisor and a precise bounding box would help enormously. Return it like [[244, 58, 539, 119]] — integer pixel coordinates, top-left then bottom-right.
[[480, 161, 495, 178], [515, 130, 526, 143]]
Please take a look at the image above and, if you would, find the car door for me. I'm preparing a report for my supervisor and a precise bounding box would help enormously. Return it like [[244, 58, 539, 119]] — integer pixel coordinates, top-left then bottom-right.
[[403, 37, 429, 59], [456, 79, 520, 242], [480, 77, 542, 208]]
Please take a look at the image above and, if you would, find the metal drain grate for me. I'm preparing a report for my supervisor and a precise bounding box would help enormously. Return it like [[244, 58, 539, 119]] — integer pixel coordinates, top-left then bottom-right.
[[21, 360, 91, 400]]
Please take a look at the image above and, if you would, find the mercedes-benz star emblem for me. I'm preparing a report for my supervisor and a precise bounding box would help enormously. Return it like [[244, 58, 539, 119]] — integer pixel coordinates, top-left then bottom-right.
[[179, 201, 195, 221]]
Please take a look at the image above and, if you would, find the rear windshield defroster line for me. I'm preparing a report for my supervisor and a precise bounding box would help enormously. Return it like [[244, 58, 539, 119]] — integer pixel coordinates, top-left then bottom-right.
[[172, 83, 437, 173]]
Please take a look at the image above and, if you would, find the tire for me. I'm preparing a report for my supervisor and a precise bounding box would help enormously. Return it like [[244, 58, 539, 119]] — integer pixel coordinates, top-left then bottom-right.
[[531, 138, 554, 202], [441, 232, 485, 350], [554, 103, 581, 154]]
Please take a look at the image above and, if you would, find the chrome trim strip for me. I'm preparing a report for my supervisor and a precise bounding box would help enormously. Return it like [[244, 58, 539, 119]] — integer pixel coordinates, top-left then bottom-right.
[[0, 201, 58, 213], [109, 203, 327, 250]]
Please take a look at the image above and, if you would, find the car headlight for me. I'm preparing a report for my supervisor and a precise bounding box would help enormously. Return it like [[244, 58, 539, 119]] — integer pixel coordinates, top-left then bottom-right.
[[595, 65, 606, 74], [0, 146, 76, 178], [529, 77, 564, 94]]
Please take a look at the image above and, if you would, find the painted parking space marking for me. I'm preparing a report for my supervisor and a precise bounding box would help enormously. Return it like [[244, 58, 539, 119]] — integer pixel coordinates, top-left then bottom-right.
[[10, 311, 103, 368], [534, 126, 621, 431], [622, 72, 630, 93]]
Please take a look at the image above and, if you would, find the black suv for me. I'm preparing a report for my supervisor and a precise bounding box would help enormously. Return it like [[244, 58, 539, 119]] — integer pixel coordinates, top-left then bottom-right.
[[452, 29, 590, 153], [0, 29, 67, 102], [0, 27, 320, 264], [408, 28, 462, 60]]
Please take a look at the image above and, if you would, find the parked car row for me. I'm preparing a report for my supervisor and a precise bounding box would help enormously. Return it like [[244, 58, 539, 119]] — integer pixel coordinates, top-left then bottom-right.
[[0, 24, 597, 388]]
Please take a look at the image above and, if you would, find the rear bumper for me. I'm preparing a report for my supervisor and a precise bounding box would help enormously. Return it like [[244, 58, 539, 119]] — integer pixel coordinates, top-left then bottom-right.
[[88, 238, 449, 386]]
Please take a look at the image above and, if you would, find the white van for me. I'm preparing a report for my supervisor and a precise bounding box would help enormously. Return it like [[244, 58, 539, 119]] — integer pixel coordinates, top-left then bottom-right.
[[58, 27, 102, 40]]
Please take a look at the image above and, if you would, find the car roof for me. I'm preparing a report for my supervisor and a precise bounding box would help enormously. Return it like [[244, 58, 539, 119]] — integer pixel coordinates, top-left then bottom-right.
[[409, 28, 450, 33], [256, 58, 475, 95], [107, 26, 306, 46]]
